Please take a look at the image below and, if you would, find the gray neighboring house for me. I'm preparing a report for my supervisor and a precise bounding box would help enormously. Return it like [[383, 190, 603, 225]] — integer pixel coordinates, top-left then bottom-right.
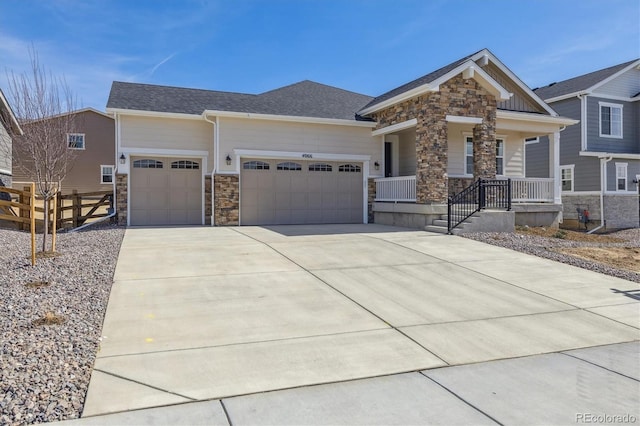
[[527, 59, 640, 229], [0, 89, 23, 187]]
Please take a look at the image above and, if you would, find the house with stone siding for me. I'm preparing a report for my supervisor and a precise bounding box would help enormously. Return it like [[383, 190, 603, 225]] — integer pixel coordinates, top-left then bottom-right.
[[528, 59, 640, 230], [106, 48, 575, 229], [0, 89, 23, 188]]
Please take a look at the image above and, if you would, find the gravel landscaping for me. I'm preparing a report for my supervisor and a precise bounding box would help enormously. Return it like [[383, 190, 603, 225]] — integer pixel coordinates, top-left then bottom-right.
[[1, 224, 638, 425], [464, 227, 640, 283], [1, 224, 124, 425]]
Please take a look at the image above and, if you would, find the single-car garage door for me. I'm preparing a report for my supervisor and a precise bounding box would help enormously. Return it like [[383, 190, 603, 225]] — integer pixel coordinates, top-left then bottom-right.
[[130, 157, 202, 226], [241, 158, 363, 225]]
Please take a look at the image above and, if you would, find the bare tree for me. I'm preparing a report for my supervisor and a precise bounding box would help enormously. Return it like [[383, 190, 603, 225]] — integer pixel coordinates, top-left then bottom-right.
[[0, 49, 77, 253]]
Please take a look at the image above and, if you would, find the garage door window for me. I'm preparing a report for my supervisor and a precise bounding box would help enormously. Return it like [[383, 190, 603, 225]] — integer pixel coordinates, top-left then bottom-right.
[[171, 160, 199, 169], [243, 161, 270, 170], [277, 162, 302, 171], [309, 163, 332, 172], [133, 159, 163, 168], [338, 164, 361, 173]]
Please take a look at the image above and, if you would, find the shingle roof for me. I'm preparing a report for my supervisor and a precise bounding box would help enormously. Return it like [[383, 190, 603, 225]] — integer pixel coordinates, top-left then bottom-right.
[[534, 59, 639, 100], [107, 80, 374, 121], [358, 50, 482, 112]]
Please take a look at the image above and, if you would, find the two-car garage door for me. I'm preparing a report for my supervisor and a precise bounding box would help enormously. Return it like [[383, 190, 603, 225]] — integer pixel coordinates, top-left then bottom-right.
[[241, 158, 364, 225], [130, 157, 202, 226]]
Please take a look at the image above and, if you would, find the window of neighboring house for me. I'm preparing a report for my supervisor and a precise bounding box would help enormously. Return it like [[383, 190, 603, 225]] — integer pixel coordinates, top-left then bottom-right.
[[524, 137, 539, 144], [496, 139, 505, 175], [616, 163, 627, 191], [560, 165, 574, 192], [100, 165, 114, 184], [465, 136, 473, 175], [600, 102, 623, 138], [67, 133, 85, 150]]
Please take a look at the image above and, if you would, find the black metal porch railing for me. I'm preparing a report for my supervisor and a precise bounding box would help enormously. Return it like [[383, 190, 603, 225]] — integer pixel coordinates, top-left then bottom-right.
[[447, 178, 511, 234]]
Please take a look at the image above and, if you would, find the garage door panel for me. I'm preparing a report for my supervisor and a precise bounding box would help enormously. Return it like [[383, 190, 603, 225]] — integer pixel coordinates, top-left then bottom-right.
[[130, 156, 202, 226], [240, 159, 363, 225]]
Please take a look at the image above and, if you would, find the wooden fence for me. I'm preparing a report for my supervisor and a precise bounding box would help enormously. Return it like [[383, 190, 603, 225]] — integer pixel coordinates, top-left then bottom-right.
[[0, 186, 114, 231], [0, 184, 36, 264]]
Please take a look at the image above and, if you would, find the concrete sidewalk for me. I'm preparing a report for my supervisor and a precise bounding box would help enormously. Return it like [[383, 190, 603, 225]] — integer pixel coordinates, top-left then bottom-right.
[[69, 224, 639, 423]]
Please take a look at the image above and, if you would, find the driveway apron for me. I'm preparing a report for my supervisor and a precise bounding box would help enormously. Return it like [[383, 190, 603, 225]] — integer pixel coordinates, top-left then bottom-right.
[[82, 225, 639, 417]]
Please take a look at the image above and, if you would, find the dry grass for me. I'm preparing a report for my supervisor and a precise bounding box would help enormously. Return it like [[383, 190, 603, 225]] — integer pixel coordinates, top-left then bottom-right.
[[516, 226, 625, 243], [32, 311, 65, 326], [558, 247, 640, 273], [24, 281, 50, 288]]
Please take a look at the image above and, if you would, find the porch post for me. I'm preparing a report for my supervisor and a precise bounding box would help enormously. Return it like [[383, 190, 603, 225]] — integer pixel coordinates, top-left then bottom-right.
[[548, 131, 561, 204]]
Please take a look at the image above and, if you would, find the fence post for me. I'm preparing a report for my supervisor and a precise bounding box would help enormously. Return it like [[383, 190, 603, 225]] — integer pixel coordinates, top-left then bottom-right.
[[56, 191, 63, 229], [19, 187, 27, 231], [478, 179, 486, 210], [30, 183, 35, 266], [72, 190, 80, 228], [51, 194, 57, 252]]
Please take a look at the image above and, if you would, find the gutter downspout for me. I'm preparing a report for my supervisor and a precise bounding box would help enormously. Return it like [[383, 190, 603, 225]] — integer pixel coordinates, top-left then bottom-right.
[[203, 112, 217, 226], [587, 155, 613, 234]]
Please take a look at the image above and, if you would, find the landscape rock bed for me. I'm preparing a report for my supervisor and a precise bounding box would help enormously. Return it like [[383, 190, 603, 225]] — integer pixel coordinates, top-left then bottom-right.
[[464, 227, 640, 283], [1, 224, 124, 425]]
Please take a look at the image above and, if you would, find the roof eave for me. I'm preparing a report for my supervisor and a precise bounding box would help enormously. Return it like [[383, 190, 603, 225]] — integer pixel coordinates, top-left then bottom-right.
[[203, 110, 377, 127], [0, 90, 23, 135]]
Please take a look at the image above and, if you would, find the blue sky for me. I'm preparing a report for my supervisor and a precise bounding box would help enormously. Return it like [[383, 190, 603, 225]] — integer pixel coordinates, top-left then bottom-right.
[[1, 0, 638, 110]]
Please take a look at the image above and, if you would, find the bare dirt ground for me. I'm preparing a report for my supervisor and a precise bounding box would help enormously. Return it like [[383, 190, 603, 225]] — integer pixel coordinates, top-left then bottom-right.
[[516, 227, 640, 274]]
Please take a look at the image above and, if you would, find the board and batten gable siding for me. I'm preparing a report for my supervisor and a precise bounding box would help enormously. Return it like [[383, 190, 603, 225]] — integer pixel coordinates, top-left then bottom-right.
[[217, 117, 379, 173], [482, 62, 545, 113], [120, 115, 214, 172], [593, 67, 640, 98], [447, 123, 525, 177], [586, 96, 638, 153]]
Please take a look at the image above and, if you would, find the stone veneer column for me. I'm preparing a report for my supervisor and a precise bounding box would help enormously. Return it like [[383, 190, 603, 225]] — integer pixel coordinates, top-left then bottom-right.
[[367, 177, 376, 223], [214, 174, 239, 225], [115, 173, 128, 226], [204, 175, 212, 225], [472, 122, 496, 179], [416, 93, 448, 203]]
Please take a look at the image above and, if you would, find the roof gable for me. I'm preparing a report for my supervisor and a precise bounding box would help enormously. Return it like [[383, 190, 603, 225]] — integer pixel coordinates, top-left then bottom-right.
[[358, 48, 554, 116], [0, 89, 23, 135], [534, 59, 640, 101]]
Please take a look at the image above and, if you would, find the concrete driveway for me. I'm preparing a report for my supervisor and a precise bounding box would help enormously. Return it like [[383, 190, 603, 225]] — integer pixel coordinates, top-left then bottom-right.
[[83, 224, 639, 417]]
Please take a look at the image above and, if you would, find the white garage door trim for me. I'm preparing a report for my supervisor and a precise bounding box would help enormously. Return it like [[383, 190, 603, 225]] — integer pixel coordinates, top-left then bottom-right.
[[125, 151, 208, 226], [234, 149, 371, 225]]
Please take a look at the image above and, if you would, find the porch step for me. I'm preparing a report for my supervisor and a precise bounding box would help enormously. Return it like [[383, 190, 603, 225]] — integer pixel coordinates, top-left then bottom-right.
[[424, 214, 475, 235]]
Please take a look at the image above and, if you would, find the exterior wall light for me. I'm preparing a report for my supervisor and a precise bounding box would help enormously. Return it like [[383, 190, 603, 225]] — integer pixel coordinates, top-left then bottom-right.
[[225, 154, 232, 166], [119, 153, 126, 164], [374, 161, 380, 171]]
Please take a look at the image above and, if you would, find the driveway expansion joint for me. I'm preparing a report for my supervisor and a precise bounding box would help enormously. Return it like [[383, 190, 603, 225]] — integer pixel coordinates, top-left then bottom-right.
[[560, 350, 640, 382], [93, 368, 197, 401]]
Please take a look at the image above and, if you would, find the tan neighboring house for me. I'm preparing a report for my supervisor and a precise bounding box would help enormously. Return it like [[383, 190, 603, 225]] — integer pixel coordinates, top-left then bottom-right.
[[12, 108, 115, 194], [107, 48, 576, 229], [0, 89, 24, 187]]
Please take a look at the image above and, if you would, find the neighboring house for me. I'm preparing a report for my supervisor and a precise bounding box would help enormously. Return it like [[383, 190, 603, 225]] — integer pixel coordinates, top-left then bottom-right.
[[107, 48, 575, 228], [528, 59, 640, 229], [0, 89, 24, 187], [12, 108, 115, 194]]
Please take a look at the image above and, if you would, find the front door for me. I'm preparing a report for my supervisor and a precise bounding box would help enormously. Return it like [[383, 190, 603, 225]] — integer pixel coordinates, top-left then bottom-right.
[[384, 142, 393, 177]]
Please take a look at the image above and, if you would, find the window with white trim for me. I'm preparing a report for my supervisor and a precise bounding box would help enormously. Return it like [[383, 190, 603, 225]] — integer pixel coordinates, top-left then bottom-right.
[[100, 165, 114, 184], [616, 163, 627, 191], [67, 133, 85, 149], [496, 139, 504, 175], [600, 102, 623, 138], [465, 136, 473, 175], [560, 165, 574, 192]]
